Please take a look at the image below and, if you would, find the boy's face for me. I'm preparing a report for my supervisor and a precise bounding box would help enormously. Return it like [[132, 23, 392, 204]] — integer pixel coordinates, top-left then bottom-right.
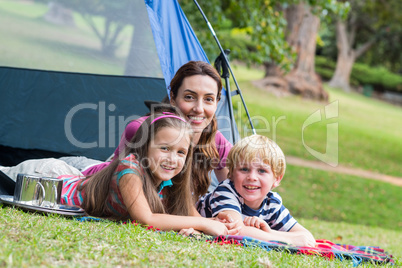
[[231, 156, 281, 210]]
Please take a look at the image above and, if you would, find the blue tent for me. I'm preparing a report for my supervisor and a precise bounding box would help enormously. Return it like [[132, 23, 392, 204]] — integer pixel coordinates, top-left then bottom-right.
[[0, 0, 238, 173]]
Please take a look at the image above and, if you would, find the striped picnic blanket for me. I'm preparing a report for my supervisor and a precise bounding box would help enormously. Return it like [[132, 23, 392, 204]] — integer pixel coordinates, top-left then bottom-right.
[[75, 217, 395, 266], [209, 235, 395, 266]]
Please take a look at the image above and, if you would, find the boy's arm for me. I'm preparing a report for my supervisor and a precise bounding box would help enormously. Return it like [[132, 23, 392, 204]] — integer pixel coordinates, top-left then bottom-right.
[[287, 222, 316, 246], [217, 210, 316, 247]]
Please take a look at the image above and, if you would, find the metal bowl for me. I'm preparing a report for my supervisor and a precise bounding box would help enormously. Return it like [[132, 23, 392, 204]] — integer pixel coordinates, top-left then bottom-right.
[[14, 174, 63, 208]]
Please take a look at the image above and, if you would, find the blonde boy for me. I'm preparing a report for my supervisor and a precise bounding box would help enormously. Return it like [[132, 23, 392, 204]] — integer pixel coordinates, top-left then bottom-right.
[[197, 135, 315, 247]]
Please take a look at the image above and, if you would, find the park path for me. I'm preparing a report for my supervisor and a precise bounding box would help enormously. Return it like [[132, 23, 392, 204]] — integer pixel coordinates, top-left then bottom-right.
[[286, 156, 402, 187]]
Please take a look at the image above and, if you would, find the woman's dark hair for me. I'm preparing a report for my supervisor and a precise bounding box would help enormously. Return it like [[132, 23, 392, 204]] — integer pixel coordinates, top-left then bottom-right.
[[80, 111, 194, 219], [169, 61, 222, 199]]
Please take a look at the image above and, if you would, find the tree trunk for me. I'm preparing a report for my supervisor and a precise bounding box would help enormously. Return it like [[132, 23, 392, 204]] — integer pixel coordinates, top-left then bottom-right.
[[328, 20, 355, 91], [44, 2, 75, 26], [329, 19, 375, 92], [284, 3, 328, 101], [263, 61, 283, 77]]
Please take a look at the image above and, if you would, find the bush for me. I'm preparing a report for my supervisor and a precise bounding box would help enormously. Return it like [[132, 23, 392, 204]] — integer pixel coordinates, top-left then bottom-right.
[[315, 56, 402, 92]]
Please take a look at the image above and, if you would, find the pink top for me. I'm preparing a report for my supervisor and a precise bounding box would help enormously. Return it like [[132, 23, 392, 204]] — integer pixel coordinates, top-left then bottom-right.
[[62, 154, 173, 218], [82, 116, 232, 176]]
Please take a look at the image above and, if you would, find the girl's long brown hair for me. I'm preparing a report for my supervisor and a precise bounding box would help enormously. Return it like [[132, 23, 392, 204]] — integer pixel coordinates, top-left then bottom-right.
[[80, 112, 194, 219], [169, 61, 222, 199]]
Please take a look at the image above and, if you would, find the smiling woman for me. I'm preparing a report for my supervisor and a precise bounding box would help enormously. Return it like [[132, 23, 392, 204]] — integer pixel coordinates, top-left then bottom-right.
[[82, 61, 233, 200]]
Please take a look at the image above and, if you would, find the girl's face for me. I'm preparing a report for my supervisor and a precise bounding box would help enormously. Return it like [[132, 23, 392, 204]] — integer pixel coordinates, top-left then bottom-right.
[[147, 127, 191, 185], [231, 157, 281, 210], [170, 75, 219, 135]]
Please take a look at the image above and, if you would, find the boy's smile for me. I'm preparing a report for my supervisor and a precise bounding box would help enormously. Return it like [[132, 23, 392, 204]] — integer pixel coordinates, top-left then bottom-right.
[[232, 157, 281, 210]]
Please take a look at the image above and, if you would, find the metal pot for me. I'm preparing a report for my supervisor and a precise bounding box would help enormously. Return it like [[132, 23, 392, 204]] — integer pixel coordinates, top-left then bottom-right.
[[14, 174, 63, 208]]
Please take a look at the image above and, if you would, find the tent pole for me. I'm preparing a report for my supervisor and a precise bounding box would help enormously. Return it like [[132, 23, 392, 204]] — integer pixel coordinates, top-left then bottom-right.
[[214, 49, 238, 144], [192, 0, 257, 136]]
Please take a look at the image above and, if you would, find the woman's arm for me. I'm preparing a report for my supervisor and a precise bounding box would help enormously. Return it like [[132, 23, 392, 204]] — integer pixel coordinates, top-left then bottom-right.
[[214, 167, 229, 183], [114, 118, 146, 158], [119, 173, 230, 236], [214, 131, 232, 183], [217, 210, 316, 247]]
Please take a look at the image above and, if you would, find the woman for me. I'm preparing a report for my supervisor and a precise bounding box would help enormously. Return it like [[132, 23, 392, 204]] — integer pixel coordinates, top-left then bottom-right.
[[83, 61, 232, 199]]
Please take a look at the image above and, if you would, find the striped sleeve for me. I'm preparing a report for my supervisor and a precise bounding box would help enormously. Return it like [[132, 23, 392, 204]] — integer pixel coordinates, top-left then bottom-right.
[[265, 192, 297, 232], [209, 180, 241, 217]]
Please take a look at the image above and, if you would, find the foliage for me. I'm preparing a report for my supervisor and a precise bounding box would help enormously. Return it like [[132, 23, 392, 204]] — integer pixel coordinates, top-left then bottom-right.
[[319, 0, 402, 72], [352, 64, 402, 92], [315, 56, 402, 92], [180, 0, 348, 71]]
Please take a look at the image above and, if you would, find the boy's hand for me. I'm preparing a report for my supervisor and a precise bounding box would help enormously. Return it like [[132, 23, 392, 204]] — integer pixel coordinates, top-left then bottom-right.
[[243, 216, 271, 232], [216, 212, 242, 235], [289, 232, 316, 247]]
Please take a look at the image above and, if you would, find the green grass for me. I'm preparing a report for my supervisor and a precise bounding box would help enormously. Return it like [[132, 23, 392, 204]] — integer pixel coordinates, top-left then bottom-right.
[[230, 64, 402, 177], [280, 165, 402, 231], [0, 206, 399, 267]]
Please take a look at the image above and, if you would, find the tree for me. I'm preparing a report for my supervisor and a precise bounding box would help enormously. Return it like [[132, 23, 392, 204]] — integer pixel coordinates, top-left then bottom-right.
[[53, 0, 132, 57], [180, 0, 346, 100], [328, 0, 401, 91], [283, 3, 326, 100]]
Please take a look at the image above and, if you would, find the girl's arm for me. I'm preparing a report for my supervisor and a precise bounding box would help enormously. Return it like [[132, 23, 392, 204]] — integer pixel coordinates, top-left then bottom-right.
[[119, 173, 230, 236], [217, 210, 316, 247]]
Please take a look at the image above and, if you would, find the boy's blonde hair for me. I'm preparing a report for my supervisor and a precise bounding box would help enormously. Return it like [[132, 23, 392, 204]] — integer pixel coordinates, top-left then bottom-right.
[[227, 135, 286, 179]]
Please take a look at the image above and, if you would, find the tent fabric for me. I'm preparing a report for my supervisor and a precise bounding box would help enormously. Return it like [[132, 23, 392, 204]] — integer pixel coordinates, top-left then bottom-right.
[[0, 67, 166, 161], [145, 0, 237, 145], [0, 0, 237, 169]]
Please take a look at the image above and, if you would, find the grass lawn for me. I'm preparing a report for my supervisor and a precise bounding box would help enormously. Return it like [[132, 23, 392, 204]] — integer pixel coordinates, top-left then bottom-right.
[[1, 163, 400, 267], [0, 206, 400, 267]]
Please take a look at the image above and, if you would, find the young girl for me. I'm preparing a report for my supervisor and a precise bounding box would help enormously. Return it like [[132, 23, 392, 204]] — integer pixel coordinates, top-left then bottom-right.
[[60, 112, 232, 235]]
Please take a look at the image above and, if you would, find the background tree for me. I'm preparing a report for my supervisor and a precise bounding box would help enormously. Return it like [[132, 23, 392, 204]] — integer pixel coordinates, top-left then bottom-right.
[[180, 0, 347, 100], [328, 0, 401, 92], [52, 0, 132, 57]]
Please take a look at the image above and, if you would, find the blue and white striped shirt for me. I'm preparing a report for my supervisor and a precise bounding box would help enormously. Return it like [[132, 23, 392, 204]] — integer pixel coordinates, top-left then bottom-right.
[[197, 179, 297, 232]]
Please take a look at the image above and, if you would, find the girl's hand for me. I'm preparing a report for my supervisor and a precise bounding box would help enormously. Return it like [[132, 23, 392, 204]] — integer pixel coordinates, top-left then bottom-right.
[[243, 216, 271, 232], [201, 219, 230, 236], [179, 228, 201, 237]]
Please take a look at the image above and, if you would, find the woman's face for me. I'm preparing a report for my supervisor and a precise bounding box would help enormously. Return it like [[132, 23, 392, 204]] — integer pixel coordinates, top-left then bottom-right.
[[170, 75, 219, 134]]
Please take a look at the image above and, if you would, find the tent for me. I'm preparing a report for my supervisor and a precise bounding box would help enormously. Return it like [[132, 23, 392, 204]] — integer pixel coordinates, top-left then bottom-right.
[[0, 0, 240, 187]]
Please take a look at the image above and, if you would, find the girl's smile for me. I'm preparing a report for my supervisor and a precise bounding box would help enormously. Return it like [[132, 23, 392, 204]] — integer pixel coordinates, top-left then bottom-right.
[[147, 127, 191, 185]]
